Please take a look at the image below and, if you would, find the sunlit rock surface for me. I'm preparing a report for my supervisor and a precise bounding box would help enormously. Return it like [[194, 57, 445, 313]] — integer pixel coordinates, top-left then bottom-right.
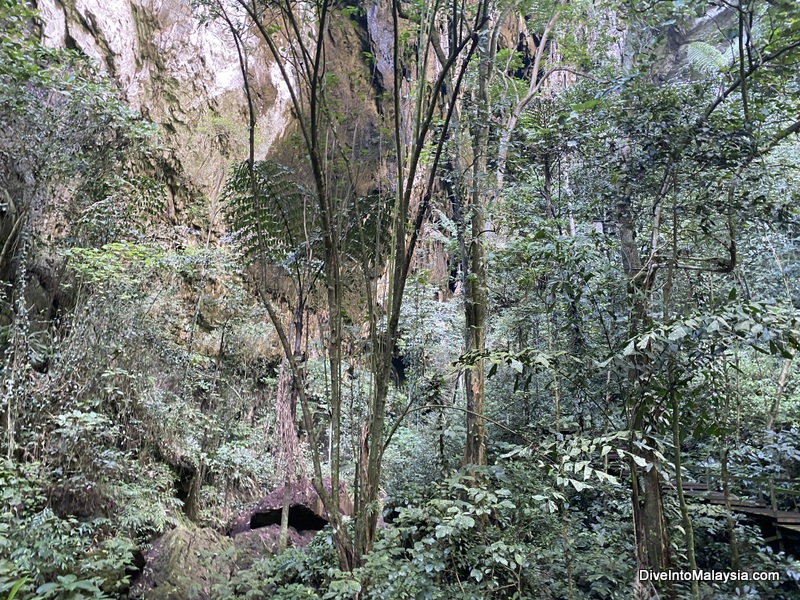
[[35, 0, 291, 215]]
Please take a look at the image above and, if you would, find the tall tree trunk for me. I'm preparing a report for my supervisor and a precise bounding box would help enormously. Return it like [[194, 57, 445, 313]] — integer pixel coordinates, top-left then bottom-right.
[[463, 193, 487, 465], [617, 195, 672, 583], [671, 382, 699, 599], [277, 356, 297, 552], [462, 8, 494, 467]]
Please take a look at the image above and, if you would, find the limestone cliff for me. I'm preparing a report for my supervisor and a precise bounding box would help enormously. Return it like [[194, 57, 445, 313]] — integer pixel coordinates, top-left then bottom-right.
[[34, 0, 292, 220]]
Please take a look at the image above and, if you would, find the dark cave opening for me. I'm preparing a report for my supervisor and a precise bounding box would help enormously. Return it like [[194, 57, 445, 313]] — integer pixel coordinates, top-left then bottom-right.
[[249, 505, 328, 533]]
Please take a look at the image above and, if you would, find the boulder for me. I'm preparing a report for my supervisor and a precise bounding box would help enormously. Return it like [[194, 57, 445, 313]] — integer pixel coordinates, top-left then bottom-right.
[[130, 480, 353, 598], [129, 526, 234, 600], [227, 478, 353, 537]]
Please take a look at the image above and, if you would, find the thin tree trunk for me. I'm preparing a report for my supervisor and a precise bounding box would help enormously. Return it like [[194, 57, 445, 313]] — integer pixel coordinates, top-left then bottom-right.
[[720, 357, 742, 570], [551, 322, 574, 598], [495, 12, 559, 192], [721, 450, 741, 569], [279, 480, 292, 552], [544, 154, 553, 219], [671, 383, 699, 600], [548, 318, 561, 430], [766, 349, 794, 431], [617, 194, 672, 584], [276, 357, 298, 552]]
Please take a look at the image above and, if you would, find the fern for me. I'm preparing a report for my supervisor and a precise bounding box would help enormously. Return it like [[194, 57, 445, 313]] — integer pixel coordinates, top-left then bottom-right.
[[223, 160, 390, 278], [687, 41, 732, 74], [223, 160, 321, 272]]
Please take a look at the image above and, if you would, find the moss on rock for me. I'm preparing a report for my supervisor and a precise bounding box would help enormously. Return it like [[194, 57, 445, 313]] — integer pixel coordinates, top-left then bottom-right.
[[129, 526, 234, 600]]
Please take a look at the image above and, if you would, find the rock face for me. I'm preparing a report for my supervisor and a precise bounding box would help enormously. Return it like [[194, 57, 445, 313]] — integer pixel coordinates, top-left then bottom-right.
[[228, 478, 354, 536], [34, 0, 291, 217], [29, 0, 448, 280], [128, 524, 315, 599], [130, 480, 354, 598]]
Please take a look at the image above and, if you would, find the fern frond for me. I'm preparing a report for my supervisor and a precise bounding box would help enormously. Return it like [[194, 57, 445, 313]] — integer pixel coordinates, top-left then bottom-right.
[[222, 161, 320, 271], [687, 41, 731, 74], [223, 160, 391, 283]]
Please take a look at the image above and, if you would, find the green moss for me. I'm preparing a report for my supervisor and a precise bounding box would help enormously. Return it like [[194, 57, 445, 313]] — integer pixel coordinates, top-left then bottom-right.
[[132, 526, 235, 600]]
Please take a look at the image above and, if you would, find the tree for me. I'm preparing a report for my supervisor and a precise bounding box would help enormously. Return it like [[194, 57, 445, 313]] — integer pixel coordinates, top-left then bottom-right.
[[440, 0, 569, 466], [198, 0, 488, 567]]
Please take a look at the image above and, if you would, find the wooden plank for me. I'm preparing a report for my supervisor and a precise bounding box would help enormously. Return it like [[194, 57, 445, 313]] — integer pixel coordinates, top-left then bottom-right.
[[724, 476, 800, 485], [683, 490, 766, 508], [677, 482, 709, 490], [778, 516, 800, 525], [683, 490, 717, 497], [733, 507, 800, 522], [732, 506, 778, 517], [712, 498, 767, 508]]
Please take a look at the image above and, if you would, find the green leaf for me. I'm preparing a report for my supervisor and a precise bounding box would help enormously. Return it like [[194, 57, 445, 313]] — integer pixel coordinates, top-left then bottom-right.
[[570, 479, 590, 492], [36, 583, 60, 595], [622, 339, 636, 356], [6, 577, 29, 600], [687, 41, 731, 73], [668, 325, 687, 341]]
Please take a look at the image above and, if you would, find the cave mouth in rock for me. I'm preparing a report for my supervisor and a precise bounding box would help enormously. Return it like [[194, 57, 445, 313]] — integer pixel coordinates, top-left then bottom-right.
[[250, 505, 328, 532]]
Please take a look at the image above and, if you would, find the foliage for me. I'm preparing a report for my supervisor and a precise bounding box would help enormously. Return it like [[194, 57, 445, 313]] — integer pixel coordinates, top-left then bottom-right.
[[361, 469, 543, 599], [2, 0, 800, 596], [686, 41, 734, 75], [1, 7, 287, 593], [223, 161, 321, 274], [211, 467, 559, 599], [0, 460, 136, 599]]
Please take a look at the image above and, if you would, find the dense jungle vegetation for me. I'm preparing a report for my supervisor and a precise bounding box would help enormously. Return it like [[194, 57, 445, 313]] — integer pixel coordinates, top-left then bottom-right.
[[2, 0, 800, 597]]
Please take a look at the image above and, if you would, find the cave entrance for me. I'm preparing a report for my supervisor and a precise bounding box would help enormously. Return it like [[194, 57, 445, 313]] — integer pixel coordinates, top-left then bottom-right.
[[249, 505, 328, 533]]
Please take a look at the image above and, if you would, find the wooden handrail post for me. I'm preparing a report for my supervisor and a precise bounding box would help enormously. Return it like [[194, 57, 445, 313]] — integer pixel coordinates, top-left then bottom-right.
[[769, 478, 778, 516], [769, 478, 785, 553]]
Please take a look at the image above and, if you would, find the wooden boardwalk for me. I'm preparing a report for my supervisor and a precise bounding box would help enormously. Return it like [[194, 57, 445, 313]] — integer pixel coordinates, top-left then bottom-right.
[[677, 480, 800, 540]]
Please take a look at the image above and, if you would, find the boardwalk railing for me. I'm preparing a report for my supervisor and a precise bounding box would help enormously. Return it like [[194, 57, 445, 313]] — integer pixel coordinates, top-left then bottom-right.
[[678, 465, 800, 549], [683, 465, 800, 514]]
